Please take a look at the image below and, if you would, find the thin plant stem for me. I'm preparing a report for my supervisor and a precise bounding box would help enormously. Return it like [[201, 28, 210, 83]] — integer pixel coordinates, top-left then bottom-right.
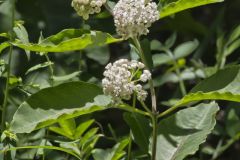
[[151, 114, 158, 160], [127, 94, 136, 160], [1, 0, 15, 132], [165, 49, 187, 96], [140, 100, 152, 113], [44, 54, 54, 85], [117, 104, 151, 117], [132, 37, 157, 113], [132, 37, 158, 160], [157, 105, 182, 119]]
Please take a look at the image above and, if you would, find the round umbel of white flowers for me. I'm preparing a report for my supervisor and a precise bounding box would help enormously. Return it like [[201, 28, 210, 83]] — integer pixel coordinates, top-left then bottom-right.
[[102, 59, 152, 102], [71, 0, 106, 20], [113, 0, 160, 39]]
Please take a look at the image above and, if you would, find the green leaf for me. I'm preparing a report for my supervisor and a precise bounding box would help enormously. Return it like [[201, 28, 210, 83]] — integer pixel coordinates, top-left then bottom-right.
[[12, 29, 122, 53], [0, 42, 10, 54], [123, 113, 151, 153], [52, 71, 81, 82], [92, 138, 129, 160], [165, 32, 177, 49], [85, 46, 110, 65], [173, 39, 199, 58], [74, 119, 95, 139], [228, 25, 240, 44], [226, 108, 240, 138], [225, 39, 240, 56], [160, 0, 224, 19], [25, 62, 54, 75], [10, 81, 112, 133], [175, 66, 240, 107], [141, 39, 153, 69], [153, 53, 172, 67], [1, 145, 81, 160], [155, 102, 219, 160]]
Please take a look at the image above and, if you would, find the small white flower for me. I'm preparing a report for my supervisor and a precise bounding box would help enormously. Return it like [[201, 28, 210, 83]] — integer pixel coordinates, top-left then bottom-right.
[[71, 0, 106, 20], [113, 0, 160, 39], [102, 59, 152, 102], [140, 70, 152, 82]]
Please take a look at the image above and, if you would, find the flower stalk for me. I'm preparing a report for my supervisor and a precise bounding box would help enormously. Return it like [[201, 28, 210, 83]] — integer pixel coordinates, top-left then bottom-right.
[[1, 0, 15, 132], [132, 36, 158, 160]]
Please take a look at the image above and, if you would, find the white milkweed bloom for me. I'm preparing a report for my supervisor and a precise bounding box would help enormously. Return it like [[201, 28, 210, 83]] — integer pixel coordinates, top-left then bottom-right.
[[113, 0, 160, 39], [71, 0, 106, 20], [102, 59, 152, 102]]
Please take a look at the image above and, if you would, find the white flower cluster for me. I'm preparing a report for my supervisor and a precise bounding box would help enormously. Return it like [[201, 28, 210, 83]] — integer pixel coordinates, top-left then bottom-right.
[[113, 0, 160, 39], [71, 0, 106, 20], [102, 59, 152, 102]]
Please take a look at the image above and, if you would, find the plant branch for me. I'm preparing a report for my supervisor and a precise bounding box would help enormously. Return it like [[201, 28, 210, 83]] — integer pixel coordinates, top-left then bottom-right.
[[132, 37, 157, 113], [1, 0, 15, 132]]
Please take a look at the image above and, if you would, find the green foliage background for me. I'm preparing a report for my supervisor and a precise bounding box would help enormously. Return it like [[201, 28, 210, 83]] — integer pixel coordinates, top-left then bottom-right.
[[0, 0, 240, 160]]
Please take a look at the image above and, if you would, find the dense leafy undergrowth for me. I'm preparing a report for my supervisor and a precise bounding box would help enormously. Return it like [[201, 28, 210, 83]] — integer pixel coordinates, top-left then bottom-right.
[[0, 0, 240, 160]]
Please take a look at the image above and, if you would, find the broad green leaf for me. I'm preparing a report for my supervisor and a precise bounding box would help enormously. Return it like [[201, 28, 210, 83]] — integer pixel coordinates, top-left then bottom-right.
[[160, 0, 224, 19], [155, 102, 219, 160], [92, 138, 129, 160], [173, 39, 199, 58], [124, 113, 151, 153], [12, 29, 122, 52], [10, 81, 112, 133], [175, 66, 240, 107], [0, 42, 10, 54]]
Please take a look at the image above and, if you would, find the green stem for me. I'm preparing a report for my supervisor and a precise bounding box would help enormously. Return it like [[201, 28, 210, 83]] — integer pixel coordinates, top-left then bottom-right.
[[158, 105, 182, 119], [151, 113, 158, 160], [132, 37, 157, 113], [127, 94, 136, 160], [44, 54, 54, 85], [1, 0, 15, 132], [117, 104, 151, 117], [132, 37, 158, 160], [165, 49, 187, 96]]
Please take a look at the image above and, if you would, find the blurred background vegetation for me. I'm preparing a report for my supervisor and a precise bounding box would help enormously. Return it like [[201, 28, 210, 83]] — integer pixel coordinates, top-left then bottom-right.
[[0, 0, 240, 159]]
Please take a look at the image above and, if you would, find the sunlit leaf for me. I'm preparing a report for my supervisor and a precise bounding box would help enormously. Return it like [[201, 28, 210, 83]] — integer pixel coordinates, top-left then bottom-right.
[[160, 0, 224, 19], [175, 66, 240, 107], [12, 29, 122, 53]]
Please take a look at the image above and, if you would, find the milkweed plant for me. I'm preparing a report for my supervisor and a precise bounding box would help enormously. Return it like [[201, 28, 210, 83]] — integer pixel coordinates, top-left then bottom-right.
[[1, 0, 240, 160]]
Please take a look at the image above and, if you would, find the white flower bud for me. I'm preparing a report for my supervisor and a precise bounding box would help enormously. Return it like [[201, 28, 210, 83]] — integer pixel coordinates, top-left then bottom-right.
[[113, 0, 160, 39], [140, 70, 152, 82], [102, 59, 152, 102], [72, 0, 106, 20]]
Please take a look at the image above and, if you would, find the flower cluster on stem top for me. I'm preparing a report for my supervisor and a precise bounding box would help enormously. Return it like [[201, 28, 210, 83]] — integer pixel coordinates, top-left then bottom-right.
[[113, 0, 160, 39], [71, 0, 106, 20], [102, 59, 152, 103]]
